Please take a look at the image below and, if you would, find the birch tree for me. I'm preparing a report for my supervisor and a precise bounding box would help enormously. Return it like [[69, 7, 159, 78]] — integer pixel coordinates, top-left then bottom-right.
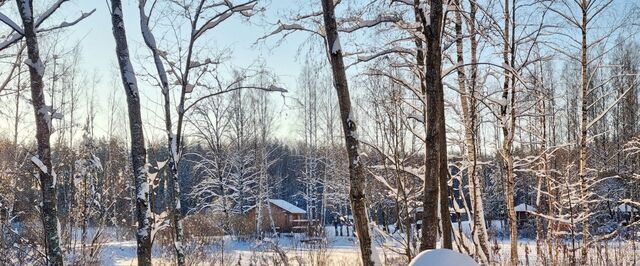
[[451, 0, 490, 260], [0, 0, 93, 264], [545, 0, 637, 263], [499, 1, 519, 263]]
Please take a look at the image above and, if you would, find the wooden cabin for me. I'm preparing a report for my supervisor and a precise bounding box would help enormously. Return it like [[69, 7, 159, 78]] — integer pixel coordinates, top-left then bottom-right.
[[616, 203, 639, 225], [514, 203, 537, 225], [246, 199, 307, 233]]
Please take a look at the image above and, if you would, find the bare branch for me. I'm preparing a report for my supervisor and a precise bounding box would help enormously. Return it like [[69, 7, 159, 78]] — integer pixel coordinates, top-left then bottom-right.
[[185, 85, 287, 112], [37, 9, 96, 33], [0, 11, 23, 35]]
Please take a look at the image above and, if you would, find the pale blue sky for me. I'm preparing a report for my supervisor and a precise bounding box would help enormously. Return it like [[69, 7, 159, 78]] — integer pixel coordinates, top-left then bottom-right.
[[59, 0, 313, 141], [2, 0, 637, 145]]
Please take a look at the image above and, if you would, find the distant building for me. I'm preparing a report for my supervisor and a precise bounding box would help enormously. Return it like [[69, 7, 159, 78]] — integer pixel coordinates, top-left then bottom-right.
[[514, 203, 537, 225], [246, 199, 308, 233], [616, 203, 639, 225]]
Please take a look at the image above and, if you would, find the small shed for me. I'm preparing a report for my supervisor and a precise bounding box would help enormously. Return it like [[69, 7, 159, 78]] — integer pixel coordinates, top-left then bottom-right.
[[616, 203, 639, 224], [616, 203, 638, 213], [246, 199, 307, 233], [514, 203, 537, 222]]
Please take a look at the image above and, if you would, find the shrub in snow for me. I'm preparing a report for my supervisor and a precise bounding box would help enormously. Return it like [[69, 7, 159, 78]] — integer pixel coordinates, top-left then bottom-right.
[[409, 249, 478, 266]]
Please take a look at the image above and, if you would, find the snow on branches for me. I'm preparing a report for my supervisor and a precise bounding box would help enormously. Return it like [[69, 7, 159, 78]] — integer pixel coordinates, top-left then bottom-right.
[[37, 105, 63, 132], [24, 58, 44, 76], [0, 11, 24, 35], [31, 155, 48, 175], [191, 0, 258, 40], [0, 0, 95, 51], [337, 14, 401, 33], [331, 36, 341, 54]]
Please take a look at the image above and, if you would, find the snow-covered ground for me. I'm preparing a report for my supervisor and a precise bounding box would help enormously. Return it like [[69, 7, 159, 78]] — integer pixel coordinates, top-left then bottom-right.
[[96, 222, 639, 265], [100, 226, 365, 265]]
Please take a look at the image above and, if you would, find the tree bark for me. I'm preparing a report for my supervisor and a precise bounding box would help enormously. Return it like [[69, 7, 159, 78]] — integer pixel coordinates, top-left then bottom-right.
[[109, 1, 152, 264], [579, 2, 589, 263], [320, 0, 374, 264], [501, 0, 518, 264], [137, 2, 185, 264], [434, 0, 452, 250], [16, 0, 63, 264], [417, 0, 451, 250], [414, 0, 438, 251], [454, 0, 490, 260]]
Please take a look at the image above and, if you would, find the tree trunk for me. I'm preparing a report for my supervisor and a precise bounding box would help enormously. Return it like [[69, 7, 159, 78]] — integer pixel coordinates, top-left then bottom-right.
[[579, 3, 590, 263], [166, 150, 184, 265], [137, 2, 185, 264], [109, 1, 152, 264], [434, 0, 451, 250], [417, 0, 450, 251], [503, 151, 517, 265], [501, 0, 518, 264], [16, 1, 64, 264], [320, 0, 374, 264], [414, 0, 438, 251], [454, 0, 490, 260]]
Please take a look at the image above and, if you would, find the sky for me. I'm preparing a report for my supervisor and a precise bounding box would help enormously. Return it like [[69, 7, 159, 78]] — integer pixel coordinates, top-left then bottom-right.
[[1, 0, 637, 146], [4, 0, 316, 143]]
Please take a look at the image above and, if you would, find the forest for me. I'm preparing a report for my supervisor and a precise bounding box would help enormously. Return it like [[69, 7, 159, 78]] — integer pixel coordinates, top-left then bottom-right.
[[0, 0, 639, 265]]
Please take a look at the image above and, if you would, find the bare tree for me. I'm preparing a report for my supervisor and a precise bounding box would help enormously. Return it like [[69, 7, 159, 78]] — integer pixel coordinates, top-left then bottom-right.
[[136, 1, 287, 262], [320, 0, 375, 264], [545, 0, 637, 263], [413, 0, 452, 251], [108, 0, 151, 264], [0, 0, 93, 264], [500, 1, 519, 263], [452, 0, 490, 261]]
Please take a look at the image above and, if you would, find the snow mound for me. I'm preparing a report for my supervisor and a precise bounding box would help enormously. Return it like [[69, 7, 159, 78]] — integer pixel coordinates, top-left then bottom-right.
[[409, 249, 478, 266]]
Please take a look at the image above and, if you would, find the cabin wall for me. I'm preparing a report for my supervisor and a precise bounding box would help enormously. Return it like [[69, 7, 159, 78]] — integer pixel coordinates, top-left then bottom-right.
[[246, 203, 304, 233]]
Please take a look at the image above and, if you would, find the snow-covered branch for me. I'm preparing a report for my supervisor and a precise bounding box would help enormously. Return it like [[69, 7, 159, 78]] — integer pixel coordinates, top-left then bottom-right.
[[37, 9, 96, 33], [256, 21, 324, 44], [184, 84, 287, 113], [0, 12, 24, 35], [338, 15, 401, 33], [192, 0, 257, 40], [0, 0, 94, 51]]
